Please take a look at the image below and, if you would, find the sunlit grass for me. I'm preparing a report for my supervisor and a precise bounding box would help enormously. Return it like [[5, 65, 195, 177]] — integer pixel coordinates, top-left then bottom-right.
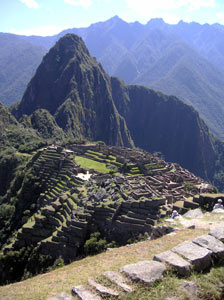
[[75, 156, 110, 173]]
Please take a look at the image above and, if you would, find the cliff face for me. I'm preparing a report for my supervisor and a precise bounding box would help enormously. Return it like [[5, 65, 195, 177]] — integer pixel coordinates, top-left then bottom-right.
[[111, 77, 216, 181], [15, 34, 133, 148]]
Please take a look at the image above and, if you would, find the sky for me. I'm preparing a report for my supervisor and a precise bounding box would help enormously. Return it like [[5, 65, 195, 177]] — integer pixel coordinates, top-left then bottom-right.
[[1, 0, 224, 36]]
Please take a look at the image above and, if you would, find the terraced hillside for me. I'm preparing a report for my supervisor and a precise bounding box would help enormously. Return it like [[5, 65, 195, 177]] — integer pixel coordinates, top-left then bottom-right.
[[0, 144, 219, 284]]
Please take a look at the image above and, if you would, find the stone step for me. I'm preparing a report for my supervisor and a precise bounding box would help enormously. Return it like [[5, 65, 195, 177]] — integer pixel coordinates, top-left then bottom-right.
[[172, 241, 212, 272], [103, 271, 133, 293], [72, 285, 102, 300], [120, 260, 166, 284], [118, 215, 146, 225], [153, 250, 191, 277], [209, 227, 224, 242], [183, 200, 199, 209], [114, 220, 145, 232], [71, 220, 88, 229], [127, 211, 147, 220], [87, 279, 119, 297], [173, 201, 188, 214], [193, 234, 224, 260]]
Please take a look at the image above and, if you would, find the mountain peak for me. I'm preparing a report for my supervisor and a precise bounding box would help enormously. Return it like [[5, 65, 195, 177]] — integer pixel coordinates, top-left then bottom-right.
[[53, 33, 90, 58], [14, 33, 133, 148], [147, 18, 165, 27]]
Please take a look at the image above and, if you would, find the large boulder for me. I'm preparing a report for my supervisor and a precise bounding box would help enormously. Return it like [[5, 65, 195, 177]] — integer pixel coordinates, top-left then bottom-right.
[[120, 260, 166, 284], [183, 208, 203, 218]]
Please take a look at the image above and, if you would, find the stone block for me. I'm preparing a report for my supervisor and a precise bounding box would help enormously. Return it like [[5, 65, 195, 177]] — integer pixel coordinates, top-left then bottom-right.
[[209, 227, 224, 242], [72, 285, 101, 300], [153, 250, 191, 276], [120, 260, 166, 284], [88, 279, 119, 297], [172, 241, 212, 272], [131, 202, 139, 208], [103, 271, 133, 293], [193, 234, 224, 260]]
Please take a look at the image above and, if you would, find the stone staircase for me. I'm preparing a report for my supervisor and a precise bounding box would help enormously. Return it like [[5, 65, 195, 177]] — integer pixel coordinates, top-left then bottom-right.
[[48, 226, 224, 300]]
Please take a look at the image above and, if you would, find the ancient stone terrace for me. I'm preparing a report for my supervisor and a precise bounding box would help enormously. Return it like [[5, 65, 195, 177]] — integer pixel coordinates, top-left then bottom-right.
[[4, 144, 218, 263]]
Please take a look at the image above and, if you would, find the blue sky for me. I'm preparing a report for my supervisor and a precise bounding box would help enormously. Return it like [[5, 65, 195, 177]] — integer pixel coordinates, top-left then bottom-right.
[[1, 0, 224, 36]]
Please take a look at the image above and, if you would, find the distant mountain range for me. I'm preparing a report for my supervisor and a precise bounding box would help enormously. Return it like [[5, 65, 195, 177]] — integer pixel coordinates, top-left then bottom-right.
[[1, 17, 224, 139]]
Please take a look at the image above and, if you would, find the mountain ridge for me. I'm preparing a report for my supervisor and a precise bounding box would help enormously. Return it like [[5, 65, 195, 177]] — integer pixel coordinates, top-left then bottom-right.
[[2, 17, 224, 139]]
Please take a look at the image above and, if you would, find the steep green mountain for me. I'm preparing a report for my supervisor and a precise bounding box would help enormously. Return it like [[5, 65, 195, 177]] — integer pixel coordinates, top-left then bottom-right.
[[0, 33, 45, 107], [13, 34, 133, 148], [12, 33, 224, 190]]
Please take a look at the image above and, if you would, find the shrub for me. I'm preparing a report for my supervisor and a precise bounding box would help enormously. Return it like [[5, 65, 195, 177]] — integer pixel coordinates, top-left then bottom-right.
[[184, 182, 195, 191], [84, 232, 107, 255]]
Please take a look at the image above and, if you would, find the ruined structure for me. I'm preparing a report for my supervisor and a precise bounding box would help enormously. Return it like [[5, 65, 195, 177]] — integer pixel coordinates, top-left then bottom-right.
[[3, 144, 218, 263]]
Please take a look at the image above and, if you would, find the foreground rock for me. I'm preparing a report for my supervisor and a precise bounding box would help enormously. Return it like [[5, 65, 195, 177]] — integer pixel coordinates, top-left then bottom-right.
[[153, 250, 191, 276], [193, 234, 224, 260], [179, 281, 199, 299], [183, 208, 203, 218], [72, 285, 101, 300], [209, 227, 224, 242], [103, 271, 133, 293], [211, 208, 224, 214], [88, 279, 119, 297], [172, 241, 212, 271], [120, 261, 166, 284], [48, 293, 74, 300]]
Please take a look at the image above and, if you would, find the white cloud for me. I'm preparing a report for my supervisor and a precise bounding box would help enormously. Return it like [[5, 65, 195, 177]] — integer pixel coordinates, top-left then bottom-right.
[[124, 0, 215, 12], [64, 0, 92, 9], [216, 12, 224, 24], [19, 0, 40, 9], [178, 0, 215, 10], [9, 25, 67, 36]]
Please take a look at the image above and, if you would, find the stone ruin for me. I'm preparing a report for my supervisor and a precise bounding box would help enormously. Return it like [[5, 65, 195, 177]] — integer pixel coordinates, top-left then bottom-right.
[[3, 143, 221, 263]]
